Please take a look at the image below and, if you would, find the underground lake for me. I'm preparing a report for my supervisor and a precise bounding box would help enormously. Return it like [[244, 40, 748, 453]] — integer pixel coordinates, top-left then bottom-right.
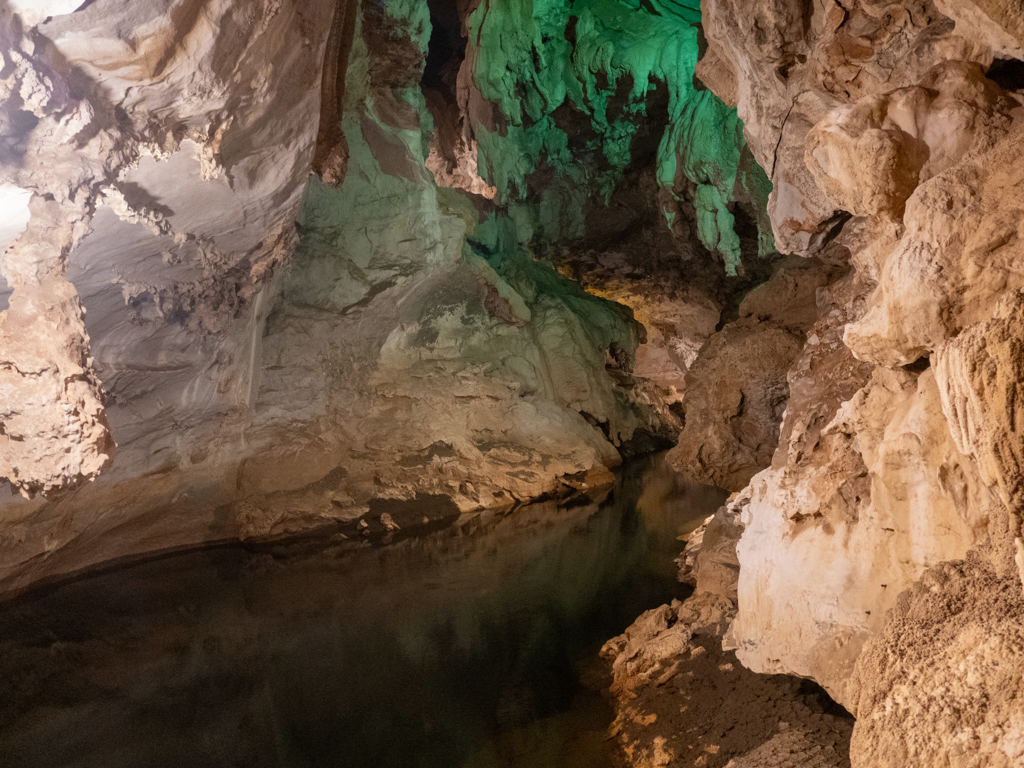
[[0, 454, 726, 768]]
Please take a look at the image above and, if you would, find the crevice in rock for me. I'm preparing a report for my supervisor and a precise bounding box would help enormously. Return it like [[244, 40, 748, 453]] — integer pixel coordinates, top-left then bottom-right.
[[312, 0, 360, 185], [986, 57, 1024, 92], [422, 0, 466, 96], [901, 355, 931, 374]]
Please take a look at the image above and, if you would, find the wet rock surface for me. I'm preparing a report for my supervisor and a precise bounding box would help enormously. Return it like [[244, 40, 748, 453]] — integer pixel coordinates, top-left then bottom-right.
[[0, 454, 725, 768], [602, 498, 853, 768]]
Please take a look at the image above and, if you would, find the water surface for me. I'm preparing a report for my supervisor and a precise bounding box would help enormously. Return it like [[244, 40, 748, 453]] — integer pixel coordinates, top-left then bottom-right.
[[0, 453, 726, 768]]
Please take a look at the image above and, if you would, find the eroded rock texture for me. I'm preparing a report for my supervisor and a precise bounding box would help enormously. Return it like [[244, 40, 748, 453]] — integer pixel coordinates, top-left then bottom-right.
[[602, 498, 855, 768], [7, 0, 1024, 763], [668, 256, 841, 491], [849, 553, 1024, 767], [696, 0, 1024, 763], [1, 0, 336, 586], [0, 0, 759, 592]]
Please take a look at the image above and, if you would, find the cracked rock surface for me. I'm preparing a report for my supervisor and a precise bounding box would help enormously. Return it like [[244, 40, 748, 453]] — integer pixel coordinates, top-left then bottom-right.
[[695, 0, 1024, 764]]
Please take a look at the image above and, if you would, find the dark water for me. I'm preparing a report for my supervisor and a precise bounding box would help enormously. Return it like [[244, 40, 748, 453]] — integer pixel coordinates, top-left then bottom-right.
[[0, 454, 726, 768]]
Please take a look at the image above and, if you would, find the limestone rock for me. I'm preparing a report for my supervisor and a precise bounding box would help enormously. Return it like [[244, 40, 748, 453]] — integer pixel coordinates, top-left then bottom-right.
[[935, 289, 1024, 514], [601, 602, 696, 692], [605, 497, 747, 692], [934, 0, 1024, 58], [703, 0, 1024, 740], [675, 513, 713, 587], [701, 0, 995, 254], [694, 39, 738, 108], [0, 0, 339, 585], [735, 365, 996, 706], [848, 555, 1024, 767], [668, 257, 836, 491], [604, 475, 852, 767], [805, 62, 1017, 221], [555, 177, 724, 409], [0, 10, 114, 496], [677, 491, 746, 604], [0, 276, 113, 496], [846, 119, 1024, 367], [685, 501, 744, 603], [728, 242, 998, 705], [667, 323, 799, 492], [0, 0, 707, 591]]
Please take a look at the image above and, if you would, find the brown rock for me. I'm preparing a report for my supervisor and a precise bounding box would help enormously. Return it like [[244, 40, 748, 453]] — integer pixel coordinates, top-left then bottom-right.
[[669, 258, 837, 491]]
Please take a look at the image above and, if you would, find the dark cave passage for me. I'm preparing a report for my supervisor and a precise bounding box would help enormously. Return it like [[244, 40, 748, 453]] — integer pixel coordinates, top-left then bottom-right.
[[422, 0, 466, 95]]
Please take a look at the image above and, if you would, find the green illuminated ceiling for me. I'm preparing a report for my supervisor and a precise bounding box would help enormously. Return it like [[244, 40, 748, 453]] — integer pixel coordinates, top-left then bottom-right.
[[465, 0, 774, 274]]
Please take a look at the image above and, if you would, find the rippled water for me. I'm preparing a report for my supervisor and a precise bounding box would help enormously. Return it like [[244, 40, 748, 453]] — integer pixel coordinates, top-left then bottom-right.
[[0, 453, 726, 768]]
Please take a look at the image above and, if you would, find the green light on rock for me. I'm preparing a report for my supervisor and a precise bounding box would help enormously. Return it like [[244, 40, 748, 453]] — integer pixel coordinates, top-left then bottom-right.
[[467, 0, 775, 273]]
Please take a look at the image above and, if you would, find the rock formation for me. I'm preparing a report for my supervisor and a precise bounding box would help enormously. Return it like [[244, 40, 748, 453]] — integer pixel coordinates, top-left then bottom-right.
[[6, 0, 1024, 764], [0, 0, 341, 588], [0, 0, 765, 592], [692, 0, 1024, 764], [601, 498, 855, 767], [668, 255, 842, 491]]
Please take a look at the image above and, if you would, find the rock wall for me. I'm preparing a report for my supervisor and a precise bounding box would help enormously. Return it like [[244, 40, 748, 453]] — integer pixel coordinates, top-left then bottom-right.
[[240, 0, 666, 531], [668, 255, 842, 491], [696, 0, 1024, 762], [0, 0, 737, 592], [10, 1, 1024, 762], [460, 0, 777, 276], [0, 0, 337, 588], [601, 498, 856, 768]]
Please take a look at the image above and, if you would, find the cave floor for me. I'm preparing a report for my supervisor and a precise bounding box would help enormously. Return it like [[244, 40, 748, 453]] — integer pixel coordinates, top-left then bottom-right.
[[608, 628, 854, 768]]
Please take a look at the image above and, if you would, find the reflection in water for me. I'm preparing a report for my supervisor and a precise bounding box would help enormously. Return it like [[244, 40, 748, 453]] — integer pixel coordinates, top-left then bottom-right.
[[0, 454, 726, 768]]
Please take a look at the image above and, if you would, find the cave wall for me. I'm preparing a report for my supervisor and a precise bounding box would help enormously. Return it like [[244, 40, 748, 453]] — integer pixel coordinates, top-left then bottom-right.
[[460, 0, 776, 276], [1, 0, 750, 592], [8, 0, 1024, 761], [693, 0, 1024, 761], [240, 0, 668, 533], [0, 0, 337, 588]]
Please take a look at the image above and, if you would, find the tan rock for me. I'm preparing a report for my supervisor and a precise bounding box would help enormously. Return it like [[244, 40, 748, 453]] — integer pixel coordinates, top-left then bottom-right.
[[934, 289, 1024, 517], [678, 0, 1024, 761], [848, 556, 1024, 767], [934, 0, 1024, 59], [678, 498, 744, 603], [806, 62, 1017, 220], [701, 0, 987, 255], [558, 240, 722, 408], [694, 40, 738, 108], [668, 323, 801, 492], [846, 118, 1024, 367], [0, 0, 336, 585], [669, 257, 837, 491], [725, 239, 995, 707], [734, 365, 994, 706]]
